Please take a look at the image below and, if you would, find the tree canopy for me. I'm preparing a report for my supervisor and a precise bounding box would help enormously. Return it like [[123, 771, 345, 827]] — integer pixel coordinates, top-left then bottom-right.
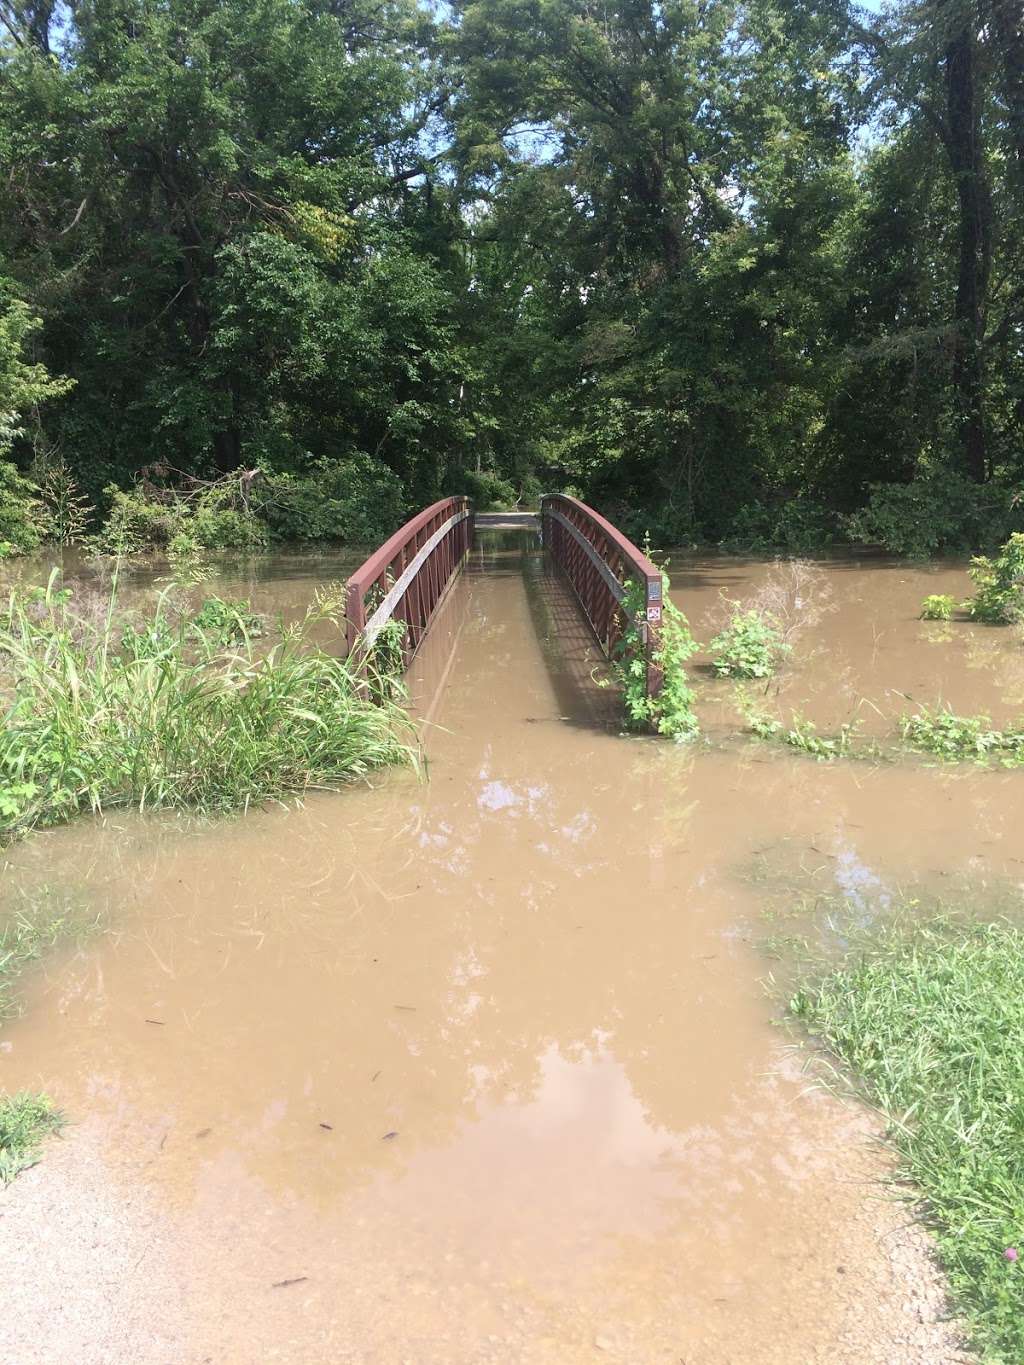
[[1, 0, 1022, 548]]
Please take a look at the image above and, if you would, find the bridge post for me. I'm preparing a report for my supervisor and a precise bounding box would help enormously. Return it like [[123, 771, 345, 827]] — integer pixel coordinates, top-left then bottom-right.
[[641, 572, 663, 701]]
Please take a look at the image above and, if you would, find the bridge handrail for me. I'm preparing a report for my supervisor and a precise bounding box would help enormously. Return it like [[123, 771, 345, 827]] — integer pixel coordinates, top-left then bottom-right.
[[346, 495, 474, 663], [540, 493, 664, 696]]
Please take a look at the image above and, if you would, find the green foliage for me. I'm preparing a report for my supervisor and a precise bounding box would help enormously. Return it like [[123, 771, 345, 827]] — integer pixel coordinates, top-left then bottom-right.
[[0, 1093, 63, 1184], [900, 708, 1024, 764], [0, 292, 73, 462], [709, 607, 790, 679], [0, 576, 415, 843], [719, 500, 838, 556], [451, 468, 519, 511], [791, 920, 1024, 1362], [844, 477, 1024, 559], [965, 534, 1024, 624], [920, 594, 955, 621], [262, 456, 405, 544], [0, 460, 42, 560], [92, 479, 269, 558], [611, 575, 699, 741]]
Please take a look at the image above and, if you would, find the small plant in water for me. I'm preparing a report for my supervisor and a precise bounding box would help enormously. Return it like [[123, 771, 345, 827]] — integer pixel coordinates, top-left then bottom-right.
[[965, 533, 1024, 624], [747, 711, 858, 759], [192, 596, 264, 643], [611, 574, 699, 741], [920, 594, 956, 621], [709, 605, 790, 679]]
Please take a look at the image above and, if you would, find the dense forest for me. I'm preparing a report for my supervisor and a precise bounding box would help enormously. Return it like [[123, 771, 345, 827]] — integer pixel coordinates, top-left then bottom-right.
[[0, 0, 1022, 555]]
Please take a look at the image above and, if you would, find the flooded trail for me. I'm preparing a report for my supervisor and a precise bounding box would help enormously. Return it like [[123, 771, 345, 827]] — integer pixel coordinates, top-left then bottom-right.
[[2, 535, 1021, 1362]]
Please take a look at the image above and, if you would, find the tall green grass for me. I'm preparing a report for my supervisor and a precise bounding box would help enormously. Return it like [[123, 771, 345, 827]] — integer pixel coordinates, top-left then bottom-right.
[[792, 919, 1024, 1363], [1, 572, 415, 841]]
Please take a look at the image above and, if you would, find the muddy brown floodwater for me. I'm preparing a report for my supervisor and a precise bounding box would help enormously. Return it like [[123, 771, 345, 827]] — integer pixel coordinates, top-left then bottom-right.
[[3, 532, 1023, 1363]]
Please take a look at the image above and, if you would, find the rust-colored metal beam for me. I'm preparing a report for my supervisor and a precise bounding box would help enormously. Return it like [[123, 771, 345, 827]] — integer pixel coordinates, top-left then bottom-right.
[[345, 496, 474, 669]]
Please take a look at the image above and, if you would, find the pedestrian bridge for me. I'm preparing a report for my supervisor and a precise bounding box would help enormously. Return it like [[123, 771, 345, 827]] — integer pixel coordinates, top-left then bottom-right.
[[346, 495, 666, 704]]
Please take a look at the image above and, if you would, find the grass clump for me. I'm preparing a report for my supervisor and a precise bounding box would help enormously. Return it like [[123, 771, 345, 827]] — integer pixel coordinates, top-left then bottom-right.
[[0, 573, 415, 841], [791, 919, 1024, 1363], [0, 1092, 63, 1183], [920, 594, 956, 621], [900, 707, 1024, 764], [709, 605, 790, 679]]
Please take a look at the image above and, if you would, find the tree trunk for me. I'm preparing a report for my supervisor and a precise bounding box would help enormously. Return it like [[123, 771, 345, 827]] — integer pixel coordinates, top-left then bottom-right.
[[945, 24, 992, 482]]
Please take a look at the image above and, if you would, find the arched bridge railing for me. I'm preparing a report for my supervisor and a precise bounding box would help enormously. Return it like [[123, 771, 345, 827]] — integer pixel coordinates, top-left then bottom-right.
[[346, 496, 474, 667], [540, 493, 664, 699]]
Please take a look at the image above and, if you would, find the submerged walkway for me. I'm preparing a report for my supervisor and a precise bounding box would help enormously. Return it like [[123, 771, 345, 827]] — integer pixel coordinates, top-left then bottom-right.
[[0, 530, 972, 1363]]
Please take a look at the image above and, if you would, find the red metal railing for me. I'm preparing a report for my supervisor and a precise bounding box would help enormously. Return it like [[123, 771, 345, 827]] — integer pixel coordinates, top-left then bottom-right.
[[346, 496, 474, 667], [540, 493, 664, 698]]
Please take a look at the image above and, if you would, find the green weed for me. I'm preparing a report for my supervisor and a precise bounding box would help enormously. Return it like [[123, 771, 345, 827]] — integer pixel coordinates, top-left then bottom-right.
[[900, 708, 1024, 764], [191, 596, 265, 643], [747, 711, 860, 759], [0, 1092, 63, 1183]]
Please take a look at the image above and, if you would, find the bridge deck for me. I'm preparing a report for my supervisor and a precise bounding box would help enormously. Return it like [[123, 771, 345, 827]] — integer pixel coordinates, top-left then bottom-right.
[[474, 512, 539, 530]]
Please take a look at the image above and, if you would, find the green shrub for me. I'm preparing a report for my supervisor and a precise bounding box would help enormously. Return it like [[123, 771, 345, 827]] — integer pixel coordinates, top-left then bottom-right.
[[191, 503, 268, 550], [451, 468, 518, 510], [920, 593, 956, 621], [262, 454, 406, 544], [709, 607, 790, 678], [611, 574, 699, 740], [844, 474, 1024, 558], [965, 534, 1024, 624], [720, 498, 837, 555], [0, 461, 43, 559], [94, 482, 268, 556]]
